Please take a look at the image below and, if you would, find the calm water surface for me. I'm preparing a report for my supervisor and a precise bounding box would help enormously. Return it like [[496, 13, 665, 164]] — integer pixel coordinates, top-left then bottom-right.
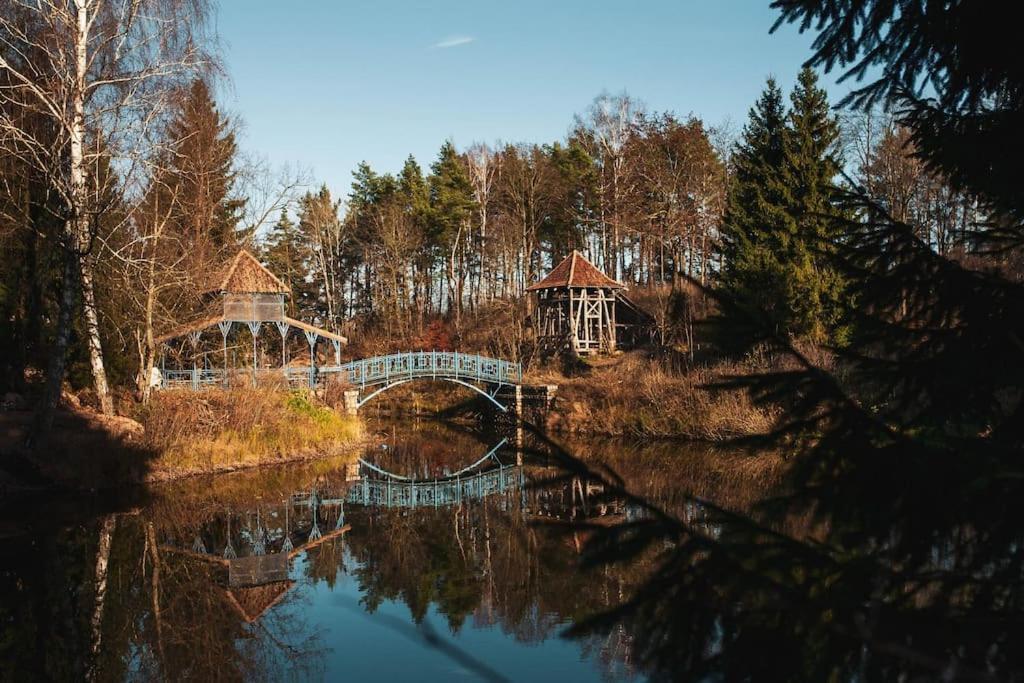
[[0, 420, 762, 682]]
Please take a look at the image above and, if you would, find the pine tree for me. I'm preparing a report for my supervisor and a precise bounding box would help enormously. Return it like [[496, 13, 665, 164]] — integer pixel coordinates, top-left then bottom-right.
[[718, 70, 845, 345], [428, 141, 476, 319], [547, 140, 598, 257], [398, 156, 432, 321], [296, 186, 344, 324], [778, 67, 846, 343], [164, 79, 245, 251], [398, 155, 430, 237], [263, 208, 310, 317], [718, 78, 791, 343]]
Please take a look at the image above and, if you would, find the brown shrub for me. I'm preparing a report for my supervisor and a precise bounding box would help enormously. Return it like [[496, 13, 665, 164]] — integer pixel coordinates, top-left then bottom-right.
[[545, 351, 779, 440], [140, 387, 363, 476]]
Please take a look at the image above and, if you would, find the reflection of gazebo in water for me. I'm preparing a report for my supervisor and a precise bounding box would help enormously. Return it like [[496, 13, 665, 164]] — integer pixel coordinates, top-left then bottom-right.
[[528, 250, 653, 357], [225, 579, 295, 624], [155, 249, 348, 388], [160, 488, 350, 624]]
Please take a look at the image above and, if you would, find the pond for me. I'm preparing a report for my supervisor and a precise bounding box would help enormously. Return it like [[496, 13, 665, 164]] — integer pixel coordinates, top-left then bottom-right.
[[0, 419, 775, 682]]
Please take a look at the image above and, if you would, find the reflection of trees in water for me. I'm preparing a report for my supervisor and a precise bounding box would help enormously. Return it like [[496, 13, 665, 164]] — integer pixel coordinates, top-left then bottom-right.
[[366, 419, 505, 478], [341, 474, 677, 680], [88, 513, 328, 681], [0, 426, 801, 681], [0, 517, 95, 680], [9, 466, 360, 681]]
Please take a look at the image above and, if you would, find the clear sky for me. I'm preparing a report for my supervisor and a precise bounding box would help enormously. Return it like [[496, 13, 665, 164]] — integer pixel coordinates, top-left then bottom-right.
[[214, 1, 846, 199]]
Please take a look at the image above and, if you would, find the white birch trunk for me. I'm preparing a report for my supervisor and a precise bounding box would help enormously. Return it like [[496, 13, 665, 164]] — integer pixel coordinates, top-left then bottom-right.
[[88, 514, 117, 680], [72, 0, 113, 415]]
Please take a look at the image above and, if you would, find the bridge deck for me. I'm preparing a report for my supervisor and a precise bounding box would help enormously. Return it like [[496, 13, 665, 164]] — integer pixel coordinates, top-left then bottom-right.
[[160, 351, 521, 391]]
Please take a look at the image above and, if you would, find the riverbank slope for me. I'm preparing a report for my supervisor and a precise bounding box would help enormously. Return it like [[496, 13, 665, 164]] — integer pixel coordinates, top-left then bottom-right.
[[0, 387, 364, 494], [534, 351, 779, 440]]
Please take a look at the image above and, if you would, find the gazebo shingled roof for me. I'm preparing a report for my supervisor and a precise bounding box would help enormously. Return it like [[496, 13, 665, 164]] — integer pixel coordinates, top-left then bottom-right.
[[210, 249, 290, 295], [526, 250, 625, 291], [224, 580, 295, 624], [154, 249, 347, 345]]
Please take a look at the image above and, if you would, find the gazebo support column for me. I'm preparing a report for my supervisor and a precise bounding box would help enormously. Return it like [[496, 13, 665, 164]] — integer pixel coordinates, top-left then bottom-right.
[[332, 339, 341, 365], [304, 330, 318, 389], [247, 321, 261, 387], [218, 321, 232, 387], [276, 322, 290, 380], [188, 331, 202, 390]]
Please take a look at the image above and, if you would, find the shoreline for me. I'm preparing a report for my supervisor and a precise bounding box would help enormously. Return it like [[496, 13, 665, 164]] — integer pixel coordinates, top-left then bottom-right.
[[141, 435, 371, 484], [0, 422, 370, 499], [0, 388, 368, 497], [1, 353, 777, 499]]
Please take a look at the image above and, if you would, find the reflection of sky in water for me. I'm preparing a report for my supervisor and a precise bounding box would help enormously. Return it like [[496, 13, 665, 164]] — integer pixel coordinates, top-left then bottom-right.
[[285, 549, 608, 682]]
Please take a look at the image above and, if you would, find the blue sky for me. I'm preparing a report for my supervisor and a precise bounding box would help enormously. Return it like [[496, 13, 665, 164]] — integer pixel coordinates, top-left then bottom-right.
[[215, 1, 848, 198]]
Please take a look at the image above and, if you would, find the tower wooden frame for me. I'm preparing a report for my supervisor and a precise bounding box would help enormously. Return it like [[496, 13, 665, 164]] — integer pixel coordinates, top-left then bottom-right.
[[528, 251, 625, 356]]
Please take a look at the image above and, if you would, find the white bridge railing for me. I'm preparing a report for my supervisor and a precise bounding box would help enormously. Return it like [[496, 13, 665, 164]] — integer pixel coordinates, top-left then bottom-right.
[[317, 351, 521, 388], [161, 351, 521, 390]]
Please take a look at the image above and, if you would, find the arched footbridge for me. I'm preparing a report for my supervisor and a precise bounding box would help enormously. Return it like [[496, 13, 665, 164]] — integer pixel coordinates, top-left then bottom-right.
[[304, 351, 521, 411], [159, 351, 547, 413]]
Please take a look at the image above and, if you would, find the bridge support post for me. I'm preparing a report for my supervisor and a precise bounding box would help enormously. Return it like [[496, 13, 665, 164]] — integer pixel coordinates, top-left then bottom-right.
[[494, 383, 558, 428], [343, 390, 360, 416], [511, 385, 523, 415], [542, 384, 558, 411]]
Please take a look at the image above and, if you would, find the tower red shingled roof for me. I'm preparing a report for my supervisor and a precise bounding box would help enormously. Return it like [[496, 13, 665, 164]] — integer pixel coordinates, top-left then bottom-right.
[[526, 250, 625, 291], [209, 249, 290, 294]]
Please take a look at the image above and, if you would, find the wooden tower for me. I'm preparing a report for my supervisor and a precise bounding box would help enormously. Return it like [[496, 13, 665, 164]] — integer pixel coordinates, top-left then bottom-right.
[[213, 249, 290, 321], [527, 250, 625, 356]]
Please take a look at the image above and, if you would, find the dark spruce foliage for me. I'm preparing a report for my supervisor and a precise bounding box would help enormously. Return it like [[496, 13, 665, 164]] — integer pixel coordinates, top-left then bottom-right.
[[557, 2, 1024, 680], [719, 69, 847, 347]]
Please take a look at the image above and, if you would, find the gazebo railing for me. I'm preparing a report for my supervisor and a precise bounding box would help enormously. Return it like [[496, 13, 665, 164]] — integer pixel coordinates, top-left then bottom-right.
[[161, 368, 224, 390]]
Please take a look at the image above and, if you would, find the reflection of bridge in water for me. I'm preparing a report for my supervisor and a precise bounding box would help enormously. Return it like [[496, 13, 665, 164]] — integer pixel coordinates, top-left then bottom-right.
[[346, 438, 526, 508], [153, 436, 667, 631]]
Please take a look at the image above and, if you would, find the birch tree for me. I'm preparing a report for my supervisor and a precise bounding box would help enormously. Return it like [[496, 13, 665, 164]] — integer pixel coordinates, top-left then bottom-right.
[[0, 0, 209, 431], [465, 142, 497, 304], [575, 91, 644, 279], [297, 186, 345, 330]]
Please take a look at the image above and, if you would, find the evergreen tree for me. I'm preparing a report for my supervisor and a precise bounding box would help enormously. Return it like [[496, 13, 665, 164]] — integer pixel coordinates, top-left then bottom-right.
[[718, 78, 791, 342], [779, 67, 846, 342], [263, 208, 311, 317], [718, 70, 845, 345], [163, 79, 245, 250], [398, 156, 432, 318], [428, 141, 477, 318], [547, 140, 598, 257], [398, 155, 430, 237], [296, 186, 344, 324]]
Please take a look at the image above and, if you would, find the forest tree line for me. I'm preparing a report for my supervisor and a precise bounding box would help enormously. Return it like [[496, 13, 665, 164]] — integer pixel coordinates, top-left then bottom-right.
[[0, 0, 986, 424]]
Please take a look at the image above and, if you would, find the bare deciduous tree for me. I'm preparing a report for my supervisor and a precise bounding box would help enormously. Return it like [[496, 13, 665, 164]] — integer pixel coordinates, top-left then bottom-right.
[[575, 91, 645, 279], [0, 0, 210, 431]]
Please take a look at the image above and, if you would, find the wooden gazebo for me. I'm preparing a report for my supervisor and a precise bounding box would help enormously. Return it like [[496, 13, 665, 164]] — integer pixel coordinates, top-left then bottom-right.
[[155, 249, 347, 387], [528, 251, 626, 356]]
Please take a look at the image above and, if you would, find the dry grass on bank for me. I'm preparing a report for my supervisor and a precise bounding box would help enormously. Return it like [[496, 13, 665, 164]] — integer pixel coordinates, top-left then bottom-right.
[[140, 387, 363, 477], [538, 352, 779, 441]]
